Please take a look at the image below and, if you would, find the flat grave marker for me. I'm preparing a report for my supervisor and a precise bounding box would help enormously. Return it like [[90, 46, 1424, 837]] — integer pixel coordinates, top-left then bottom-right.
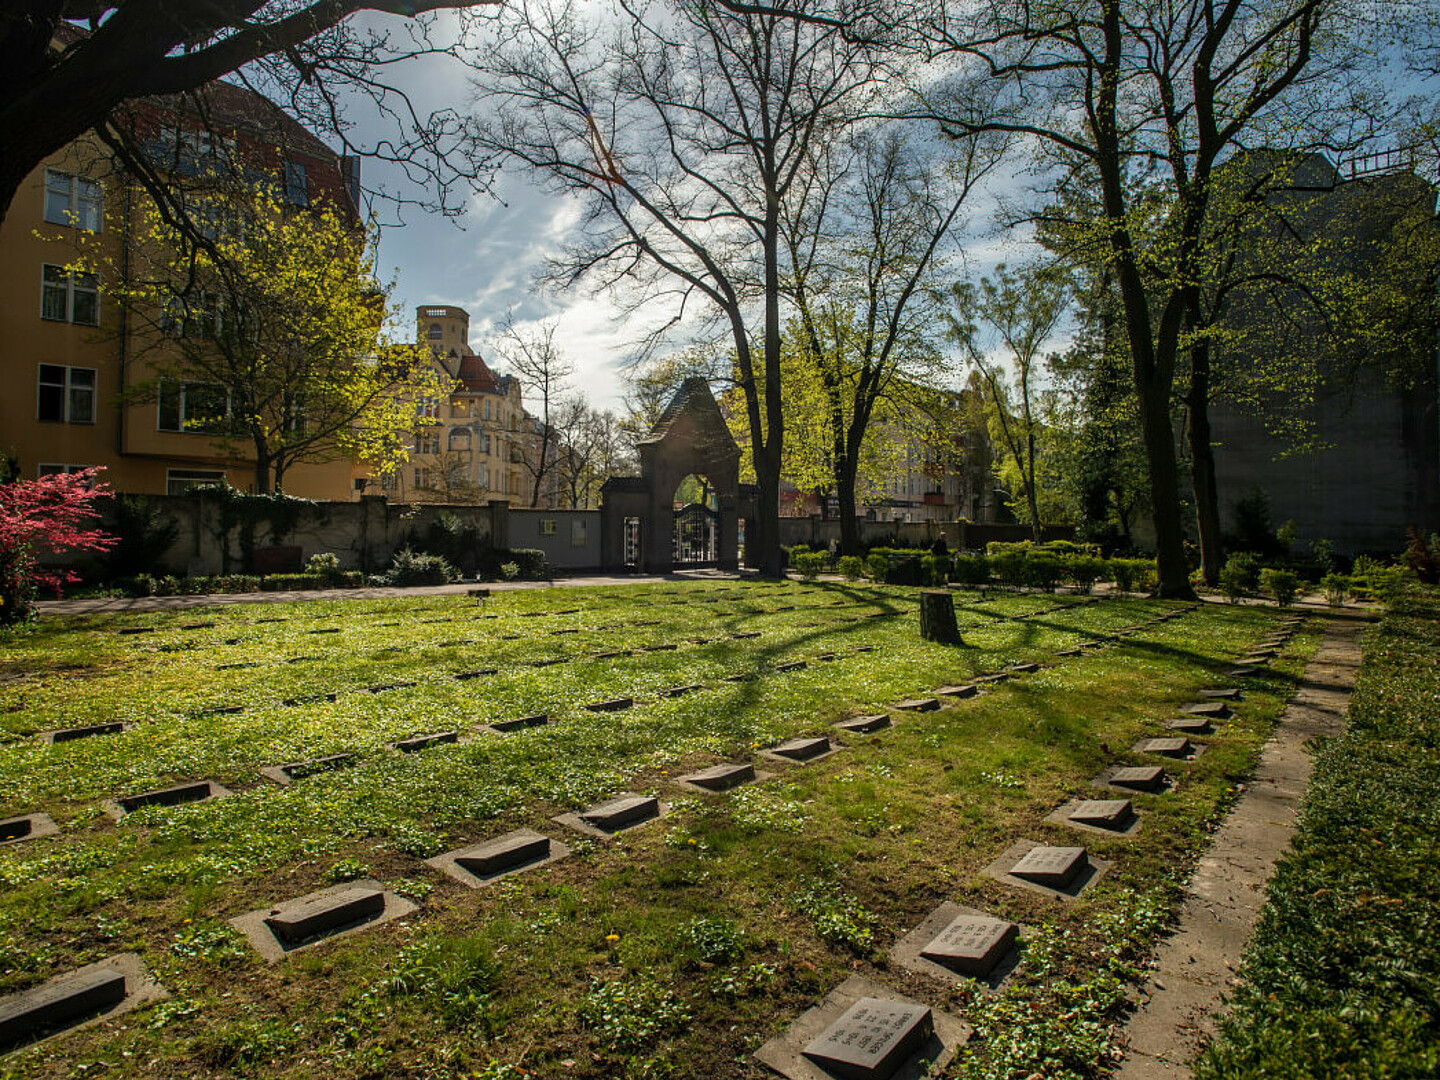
[[763, 736, 837, 764], [584, 697, 633, 713], [260, 753, 356, 786], [1099, 765, 1168, 793], [1133, 736, 1198, 759], [677, 762, 759, 792], [45, 722, 126, 745], [1165, 717, 1212, 734], [664, 684, 704, 698], [556, 793, 664, 837], [109, 780, 231, 819], [0, 813, 58, 845], [428, 828, 571, 888], [391, 731, 460, 753], [231, 880, 416, 962], [454, 668, 498, 680], [1047, 798, 1140, 835], [754, 975, 968, 1080], [834, 714, 891, 735], [0, 954, 166, 1052], [934, 685, 977, 699], [1009, 662, 1042, 674], [775, 660, 808, 672], [367, 680, 417, 694], [489, 714, 549, 733], [1198, 688, 1242, 700], [889, 901, 1024, 988], [1226, 666, 1262, 678], [976, 673, 1010, 685], [895, 698, 941, 712], [984, 840, 1108, 899], [1182, 701, 1233, 719]]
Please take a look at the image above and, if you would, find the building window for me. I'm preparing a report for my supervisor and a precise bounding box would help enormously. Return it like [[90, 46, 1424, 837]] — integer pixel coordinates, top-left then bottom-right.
[[417, 396, 440, 419], [540, 518, 557, 535], [448, 428, 471, 451], [484, 399, 491, 420], [380, 471, 398, 491], [414, 466, 434, 489], [41, 265, 99, 325], [415, 431, 440, 455], [162, 291, 221, 337], [44, 170, 102, 232], [284, 161, 309, 206], [166, 469, 225, 495], [158, 380, 232, 433], [480, 433, 492, 454], [428, 322, 443, 340], [37, 364, 96, 423], [477, 465, 489, 488]]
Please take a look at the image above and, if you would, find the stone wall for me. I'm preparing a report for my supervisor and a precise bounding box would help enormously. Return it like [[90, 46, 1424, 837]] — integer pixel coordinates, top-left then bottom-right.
[[508, 509, 603, 569]]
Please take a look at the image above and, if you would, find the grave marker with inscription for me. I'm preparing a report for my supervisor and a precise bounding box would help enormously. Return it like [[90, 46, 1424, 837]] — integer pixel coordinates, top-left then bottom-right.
[[263, 886, 385, 946], [919, 915, 1019, 978], [769, 736, 833, 761], [679, 763, 756, 791], [1110, 765, 1166, 792], [1067, 799, 1133, 829], [1009, 845, 1087, 888], [802, 997, 934, 1080], [834, 714, 891, 734]]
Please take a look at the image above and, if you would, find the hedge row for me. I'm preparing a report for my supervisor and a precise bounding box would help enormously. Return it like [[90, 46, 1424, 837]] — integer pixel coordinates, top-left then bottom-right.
[[116, 571, 363, 597], [1196, 584, 1440, 1079], [789, 544, 1157, 592]]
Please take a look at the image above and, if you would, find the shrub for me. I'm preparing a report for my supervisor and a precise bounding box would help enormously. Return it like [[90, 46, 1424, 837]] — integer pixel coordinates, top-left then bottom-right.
[[1219, 556, 1251, 603], [837, 555, 864, 581], [0, 467, 115, 623], [864, 552, 889, 581], [107, 494, 178, 579], [1260, 567, 1299, 607], [920, 552, 950, 587], [1065, 555, 1108, 593], [500, 562, 520, 580], [1321, 572, 1350, 606], [259, 571, 363, 591], [305, 552, 341, 576], [376, 548, 460, 587], [792, 551, 826, 579], [785, 544, 812, 566], [950, 553, 990, 585]]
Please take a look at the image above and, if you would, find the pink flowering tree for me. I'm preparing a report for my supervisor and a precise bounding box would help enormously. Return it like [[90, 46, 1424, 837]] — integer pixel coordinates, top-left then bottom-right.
[[0, 467, 116, 625]]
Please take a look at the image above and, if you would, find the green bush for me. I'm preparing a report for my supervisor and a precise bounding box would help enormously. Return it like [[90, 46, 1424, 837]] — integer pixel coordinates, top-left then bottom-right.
[[837, 555, 864, 581], [920, 553, 950, 587], [1259, 567, 1299, 607], [477, 547, 548, 581], [1349, 556, 1409, 603], [1065, 555, 1108, 593], [305, 552, 341, 576], [950, 553, 990, 585], [792, 552, 827, 579], [1321, 572, 1350, 606], [376, 548, 460, 587], [259, 571, 363, 591], [864, 552, 889, 581], [1220, 552, 1260, 602]]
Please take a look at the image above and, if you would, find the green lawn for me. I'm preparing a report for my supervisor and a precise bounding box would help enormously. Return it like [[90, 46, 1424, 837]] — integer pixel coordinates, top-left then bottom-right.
[[0, 580, 1315, 1080]]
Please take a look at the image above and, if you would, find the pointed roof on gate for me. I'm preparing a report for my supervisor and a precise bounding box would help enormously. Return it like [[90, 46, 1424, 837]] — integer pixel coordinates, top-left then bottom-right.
[[638, 377, 738, 458]]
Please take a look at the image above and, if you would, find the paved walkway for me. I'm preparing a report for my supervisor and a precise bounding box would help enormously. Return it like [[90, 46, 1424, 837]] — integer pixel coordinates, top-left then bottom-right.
[[1113, 612, 1367, 1078], [35, 569, 747, 617]]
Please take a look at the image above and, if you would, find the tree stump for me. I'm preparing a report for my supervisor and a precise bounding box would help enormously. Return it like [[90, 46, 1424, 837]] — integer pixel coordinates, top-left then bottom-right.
[[919, 589, 963, 645]]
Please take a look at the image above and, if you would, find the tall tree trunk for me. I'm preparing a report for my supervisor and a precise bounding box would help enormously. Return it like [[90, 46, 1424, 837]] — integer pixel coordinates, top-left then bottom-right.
[[836, 456, 860, 556], [1025, 430, 1042, 542], [753, 188, 785, 578], [253, 440, 272, 494], [1187, 334, 1224, 586]]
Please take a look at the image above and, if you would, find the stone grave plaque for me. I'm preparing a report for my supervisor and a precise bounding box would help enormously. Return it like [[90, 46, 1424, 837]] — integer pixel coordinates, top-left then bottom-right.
[[551, 628, 579, 635], [584, 697, 633, 712], [665, 684, 704, 697], [1227, 666, 1261, 678], [681, 763, 756, 791], [0, 966, 128, 1050], [261, 753, 356, 785], [644, 644, 678, 652], [977, 673, 1010, 684], [117, 780, 223, 814], [814, 652, 837, 662], [1009, 662, 1041, 674], [367, 680, 417, 694], [454, 668, 498, 680], [491, 714, 548, 733], [1165, 717, 1211, 734], [117, 627, 155, 635], [1183, 702, 1233, 719], [217, 661, 261, 671], [456, 833, 551, 877], [593, 650, 632, 659], [731, 631, 761, 639], [895, 698, 940, 712], [557, 608, 580, 615], [180, 622, 215, 631], [579, 795, 660, 832], [48, 722, 125, 744], [919, 915, 1019, 978], [1199, 688, 1241, 700], [776, 660, 807, 672], [530, 658, 565, 668], [801, 997, 934, 1080], [308, 628, 341, 635], [1138, 737, 1192, 758], [853, 645, 875, 653], [770, 736, 832, 761], [1056, 648, 1083, 657], [393, 731, 459, 752], [834, 714, 891, 735], [285, 655, 321, 664], [1009, 845, 1086, 888], [722, 673, 749, 682], [263, 886, 385, 946], [281, 692, 338, 706], [935, 684, 977, 699], [1068, 799, 1133, 829], [1110, 765, 1166, 792]]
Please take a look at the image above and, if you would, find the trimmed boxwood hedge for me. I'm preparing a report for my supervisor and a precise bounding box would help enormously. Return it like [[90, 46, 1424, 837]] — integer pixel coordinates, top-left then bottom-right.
[[1196, 584, 1440, 1079]]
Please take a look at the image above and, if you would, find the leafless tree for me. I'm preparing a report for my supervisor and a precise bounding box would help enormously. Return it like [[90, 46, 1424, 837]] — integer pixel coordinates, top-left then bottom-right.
[[922, 0, 1388, 596], [466, 0, 892, 575], [488, 315, 574, 508], [0, 1, 496, 229]]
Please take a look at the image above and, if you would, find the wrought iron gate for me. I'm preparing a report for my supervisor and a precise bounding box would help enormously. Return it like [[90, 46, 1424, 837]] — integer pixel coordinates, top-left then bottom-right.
[[673, 503, 718, 566]]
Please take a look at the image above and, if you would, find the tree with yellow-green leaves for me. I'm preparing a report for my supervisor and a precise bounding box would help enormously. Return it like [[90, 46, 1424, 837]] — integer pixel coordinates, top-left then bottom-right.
[[75, 184, 449, 494]]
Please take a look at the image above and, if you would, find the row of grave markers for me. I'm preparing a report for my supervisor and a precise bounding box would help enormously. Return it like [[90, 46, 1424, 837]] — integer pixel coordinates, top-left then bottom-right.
[[0, 597, 1287, 1073]]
